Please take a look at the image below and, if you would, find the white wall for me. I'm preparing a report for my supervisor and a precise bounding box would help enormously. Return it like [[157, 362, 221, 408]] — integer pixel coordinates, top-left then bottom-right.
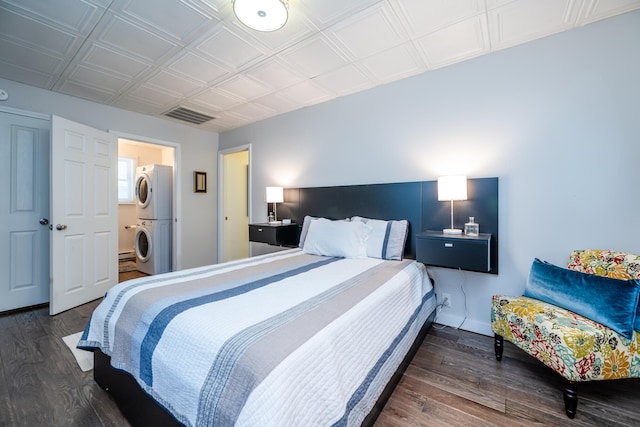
[[0, 78, 219, 270], [219, 11, 640, 335]]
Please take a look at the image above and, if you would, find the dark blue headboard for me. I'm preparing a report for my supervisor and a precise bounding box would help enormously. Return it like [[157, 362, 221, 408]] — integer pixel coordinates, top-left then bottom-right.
[[276, 178, 498, 273]]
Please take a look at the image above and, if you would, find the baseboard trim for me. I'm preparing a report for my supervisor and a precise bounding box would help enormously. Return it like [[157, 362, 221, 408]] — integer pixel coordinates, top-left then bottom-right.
[[435, 312, 492, 336]]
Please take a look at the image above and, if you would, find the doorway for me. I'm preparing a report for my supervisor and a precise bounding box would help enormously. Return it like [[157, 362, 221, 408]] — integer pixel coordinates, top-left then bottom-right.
[[117, 138, 178, 275], [218, 145, 250, 263], [0, 107, 182, 313]]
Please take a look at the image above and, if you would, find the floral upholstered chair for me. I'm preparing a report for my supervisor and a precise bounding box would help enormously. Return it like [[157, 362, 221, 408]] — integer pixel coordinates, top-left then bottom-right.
[[491, 250, 640, 418]]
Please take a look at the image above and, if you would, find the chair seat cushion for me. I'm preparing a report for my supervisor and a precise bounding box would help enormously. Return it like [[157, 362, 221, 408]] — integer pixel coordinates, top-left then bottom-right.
[[491, 295, 640, 382]]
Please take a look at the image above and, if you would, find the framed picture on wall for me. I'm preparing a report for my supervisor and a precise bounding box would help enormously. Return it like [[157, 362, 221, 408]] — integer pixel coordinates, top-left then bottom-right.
[[194, 171, 206, 193]]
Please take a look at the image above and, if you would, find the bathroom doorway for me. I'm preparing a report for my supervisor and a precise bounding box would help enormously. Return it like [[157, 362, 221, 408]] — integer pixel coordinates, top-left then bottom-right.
[[218, 145, 250, 263]]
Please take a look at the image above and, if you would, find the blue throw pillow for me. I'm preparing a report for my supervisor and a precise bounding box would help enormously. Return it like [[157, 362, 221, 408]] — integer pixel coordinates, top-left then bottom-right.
[[524, 258, 640, 340]]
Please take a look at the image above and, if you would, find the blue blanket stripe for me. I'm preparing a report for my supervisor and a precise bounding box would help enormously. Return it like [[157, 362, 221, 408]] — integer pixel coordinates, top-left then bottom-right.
[[140, 256, 340, 385], [332, 287, 435, 427]]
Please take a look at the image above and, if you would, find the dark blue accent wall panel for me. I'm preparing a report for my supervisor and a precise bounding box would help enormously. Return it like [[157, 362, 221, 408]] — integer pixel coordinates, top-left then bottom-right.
[[421, 177, 498, 273], [276, 178, 498, 273]]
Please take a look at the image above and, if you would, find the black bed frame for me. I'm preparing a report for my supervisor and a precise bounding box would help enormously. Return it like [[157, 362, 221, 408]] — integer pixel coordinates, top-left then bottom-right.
[[94, 310, 436, 427], [95, 178, 498, 425]]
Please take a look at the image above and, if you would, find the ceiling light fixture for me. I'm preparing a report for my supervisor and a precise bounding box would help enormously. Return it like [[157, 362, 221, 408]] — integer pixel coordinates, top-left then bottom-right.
[[233, 0, 289, 32]]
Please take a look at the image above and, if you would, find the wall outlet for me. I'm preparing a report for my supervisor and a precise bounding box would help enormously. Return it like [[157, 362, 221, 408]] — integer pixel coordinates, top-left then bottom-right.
[[442, 293, 451, 308]]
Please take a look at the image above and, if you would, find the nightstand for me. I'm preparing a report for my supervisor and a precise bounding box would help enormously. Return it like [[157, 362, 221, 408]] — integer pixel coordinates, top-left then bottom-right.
[[416, 231, 491, 273], [249, 223, 298, 247]]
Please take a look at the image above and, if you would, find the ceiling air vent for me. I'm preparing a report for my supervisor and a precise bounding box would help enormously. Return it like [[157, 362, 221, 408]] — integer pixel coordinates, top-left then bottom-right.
[[164, 107, 214, 125]]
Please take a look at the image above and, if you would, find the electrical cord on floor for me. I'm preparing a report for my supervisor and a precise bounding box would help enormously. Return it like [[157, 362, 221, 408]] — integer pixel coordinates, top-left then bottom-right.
[[431, 268, 454, 330], [453, 267, 468, 330], [430, 267, 468, 330], [428, 267, 448, 330], [432, 295, 449, 330]]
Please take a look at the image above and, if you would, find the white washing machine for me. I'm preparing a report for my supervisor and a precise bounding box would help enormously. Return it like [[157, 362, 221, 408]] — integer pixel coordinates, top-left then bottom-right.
[[135, 164, 172, 220], [135, 219, 172, 275]]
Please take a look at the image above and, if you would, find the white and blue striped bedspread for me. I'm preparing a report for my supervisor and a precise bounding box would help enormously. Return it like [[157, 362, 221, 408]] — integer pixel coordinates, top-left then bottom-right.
[[79, 249, 436, 427]]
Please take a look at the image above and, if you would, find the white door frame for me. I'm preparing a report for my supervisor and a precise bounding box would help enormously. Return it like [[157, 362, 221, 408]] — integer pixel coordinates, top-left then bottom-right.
[[218, 144, 252, 263], [112, 131, 182, 271]]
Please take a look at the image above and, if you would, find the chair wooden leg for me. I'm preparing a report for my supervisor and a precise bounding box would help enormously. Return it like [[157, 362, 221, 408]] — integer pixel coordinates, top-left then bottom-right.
[[563, 379, 578, 419], [494, 334, 504, 361]]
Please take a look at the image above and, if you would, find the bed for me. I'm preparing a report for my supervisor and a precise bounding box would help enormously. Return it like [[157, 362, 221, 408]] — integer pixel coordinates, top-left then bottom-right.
[[80, 246, 435, 426], [79, 180, 487, 426]]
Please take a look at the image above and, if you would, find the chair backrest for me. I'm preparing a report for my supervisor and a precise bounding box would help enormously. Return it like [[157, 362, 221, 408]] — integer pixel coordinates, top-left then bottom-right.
[[568, 249, 640, 280]]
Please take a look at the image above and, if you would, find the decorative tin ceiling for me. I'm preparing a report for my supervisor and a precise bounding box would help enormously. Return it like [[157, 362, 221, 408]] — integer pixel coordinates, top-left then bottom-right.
[[0, 0, 638, 132]]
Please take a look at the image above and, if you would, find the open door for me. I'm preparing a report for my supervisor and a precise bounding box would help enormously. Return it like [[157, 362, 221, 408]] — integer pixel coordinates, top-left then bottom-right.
[[50, 116, 118, 315]]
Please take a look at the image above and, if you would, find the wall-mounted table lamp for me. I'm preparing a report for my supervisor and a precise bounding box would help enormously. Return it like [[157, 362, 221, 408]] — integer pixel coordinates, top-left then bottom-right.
[[437, 175, 468, 234], [266, 186, 284, 223]]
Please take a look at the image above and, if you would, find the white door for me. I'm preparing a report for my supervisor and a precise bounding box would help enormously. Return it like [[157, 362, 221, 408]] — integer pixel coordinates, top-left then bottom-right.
[[222, 149, 249, 262], [50, 116, 118, 315], [0, 111, 50, 311]]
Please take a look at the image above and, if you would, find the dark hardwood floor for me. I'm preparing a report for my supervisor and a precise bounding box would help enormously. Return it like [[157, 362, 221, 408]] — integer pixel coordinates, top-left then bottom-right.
[[0, 296, 126, 426], [376, 326, 639, 427], [1, 277, 638, 426]]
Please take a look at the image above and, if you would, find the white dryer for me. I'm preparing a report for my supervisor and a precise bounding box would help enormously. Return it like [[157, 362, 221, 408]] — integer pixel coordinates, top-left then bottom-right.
[[135, 164, 172, 220], [135, 219, 172, 275]]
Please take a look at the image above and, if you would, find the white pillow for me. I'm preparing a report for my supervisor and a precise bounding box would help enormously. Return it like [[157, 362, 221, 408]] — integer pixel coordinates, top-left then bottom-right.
[[351, 216, 409, 260], [302, 219, 371, 258], [298, 215, 321, 248], [298, 215, 350, 248]]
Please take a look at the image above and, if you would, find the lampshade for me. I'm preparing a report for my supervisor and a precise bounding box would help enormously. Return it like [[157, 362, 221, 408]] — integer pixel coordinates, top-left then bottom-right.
[[265, 186, 283, 203], [233, 0, 289, 32], [437, 175, 468, 201]]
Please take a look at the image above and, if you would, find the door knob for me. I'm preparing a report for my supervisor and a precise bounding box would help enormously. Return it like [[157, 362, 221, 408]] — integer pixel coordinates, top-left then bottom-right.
[[55, 224, 67, 231], [39, 218, 49, 225]]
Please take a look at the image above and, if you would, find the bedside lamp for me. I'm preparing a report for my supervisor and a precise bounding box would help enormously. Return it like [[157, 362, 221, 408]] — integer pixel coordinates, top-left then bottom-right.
[[438, 175, 467, 234], [265, 186, 283, 224]]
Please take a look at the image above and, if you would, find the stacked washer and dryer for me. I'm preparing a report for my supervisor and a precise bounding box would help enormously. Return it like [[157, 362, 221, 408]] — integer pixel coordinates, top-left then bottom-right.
[[134, 164, 173, 275]]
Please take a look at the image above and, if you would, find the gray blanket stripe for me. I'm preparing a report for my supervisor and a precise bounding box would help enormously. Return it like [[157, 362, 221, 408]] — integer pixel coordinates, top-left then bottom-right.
[[196, 259, 414, 427], [138, 256, 341, 385]]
